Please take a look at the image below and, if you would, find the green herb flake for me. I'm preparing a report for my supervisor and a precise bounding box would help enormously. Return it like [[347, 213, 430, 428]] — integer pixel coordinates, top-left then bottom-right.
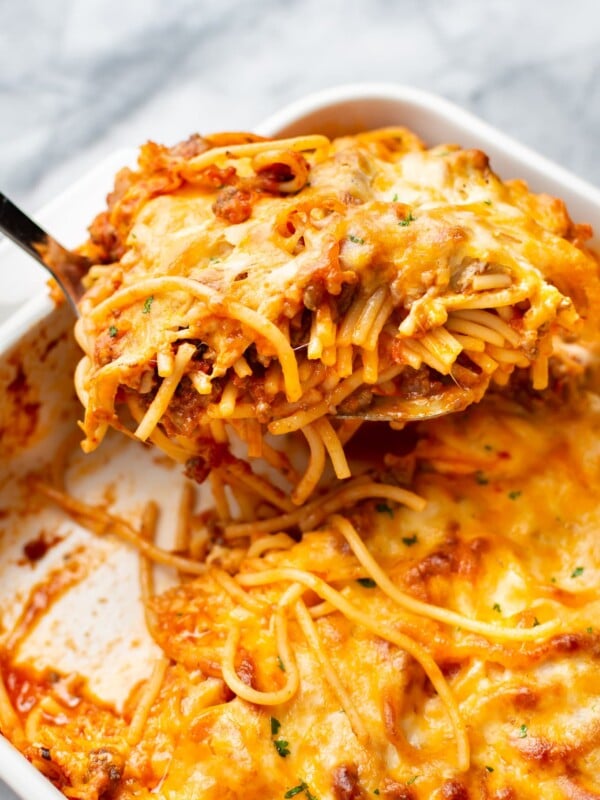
[[587, 626, 594, 634], [485, 765, 494, 773], [551, 577, 557, 584], [398, 211, 415, 227], [406, 775, 419, 786], [571, 566, 584, 578], [142, 295, 154, 314], [274, 739, 291, 757], [392, 194, 399, 202], [375, 502, 394, 518], [483, 200, 492, 206], [348, 234, 364, 244], [277, 656, 286, 672], [271, 717, 281, 736], [533, 617, 541, 627], [402, 534, 418, 547], [518, 724, 528, 738], [209, 256, 221, 263], [108, 325, 118, 338], [285, 784, 308, 799], [492, 602, 501, 613], [374, 791, 380, 796], [484, 444, 494, 452], [475, 471, 489, 485], [508, 490, 522, 500], [357, 577, 377, 588]]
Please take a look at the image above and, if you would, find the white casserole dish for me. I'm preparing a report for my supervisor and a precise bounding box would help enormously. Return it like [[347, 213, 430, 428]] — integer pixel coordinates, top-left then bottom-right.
[[0, 83, 599, 800]]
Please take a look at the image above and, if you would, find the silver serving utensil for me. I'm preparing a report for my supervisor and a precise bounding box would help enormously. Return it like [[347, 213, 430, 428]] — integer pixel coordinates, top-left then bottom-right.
[[0, 192, 91, 315], [334, 383, 485, 422]]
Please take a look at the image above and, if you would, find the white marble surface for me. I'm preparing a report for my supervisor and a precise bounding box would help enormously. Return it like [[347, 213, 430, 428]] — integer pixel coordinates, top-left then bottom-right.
[[1, 0, 600, 796]]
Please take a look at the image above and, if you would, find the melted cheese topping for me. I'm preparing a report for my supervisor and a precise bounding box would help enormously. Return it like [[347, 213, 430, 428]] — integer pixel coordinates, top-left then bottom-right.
[[6, 388, 600, 799]]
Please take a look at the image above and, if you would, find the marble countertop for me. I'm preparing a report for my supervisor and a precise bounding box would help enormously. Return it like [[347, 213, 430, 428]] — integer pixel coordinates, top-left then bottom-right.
[[1, 0, 599, 796]]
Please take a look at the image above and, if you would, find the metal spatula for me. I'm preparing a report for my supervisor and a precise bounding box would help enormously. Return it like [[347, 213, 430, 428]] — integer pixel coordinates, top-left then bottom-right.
[[0, 192, 90, 316]]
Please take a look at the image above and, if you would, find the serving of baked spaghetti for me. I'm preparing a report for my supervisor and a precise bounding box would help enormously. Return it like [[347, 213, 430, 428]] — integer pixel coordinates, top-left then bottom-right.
[[73, 128, 599, 503], [1, 123, 600, 800]]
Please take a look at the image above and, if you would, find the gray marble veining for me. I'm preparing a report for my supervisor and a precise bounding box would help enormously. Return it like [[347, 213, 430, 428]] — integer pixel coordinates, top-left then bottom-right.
[[1, 1, 599, 797]]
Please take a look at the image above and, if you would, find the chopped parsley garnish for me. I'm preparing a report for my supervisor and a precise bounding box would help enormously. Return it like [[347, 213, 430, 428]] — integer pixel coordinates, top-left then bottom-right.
[[518, 724, 528, 738], [587, 626, 594, 634], [483, 200, 492, 206], [533, 617, 541, 627], [142, 295, 154, 314], [277, 656, 286, 672], [284, 783, 318, 800], [402, 534, 418, 547], [508, 490, 522, 500], [274, 739, 291, 757], [271, 717, 290, 756], [374, 791, 380, 796], [357, 577, 377, 588], [398, 211, 415, 227], [348, 234, 364, 244], [285, 785, 307, 798], [108, 325, 118, 338], [406, 775, 419, 786], [571, 566, 584, 578], [392, 193, 399, 202], [475, 471, 489, 485], [485, 765, 494, 773], [375, 502, 394, 517], [209, 256, 221, 263], [492, 603, 501, 613]]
